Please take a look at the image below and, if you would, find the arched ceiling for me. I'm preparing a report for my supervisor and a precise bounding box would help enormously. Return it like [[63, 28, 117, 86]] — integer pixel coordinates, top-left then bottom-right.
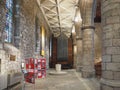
[[37, 0, 79, 37]]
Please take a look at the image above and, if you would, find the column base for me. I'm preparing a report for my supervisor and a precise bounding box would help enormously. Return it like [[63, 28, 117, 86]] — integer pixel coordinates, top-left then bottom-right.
[[100, 78, 120, 90], [76, 66, 82, 72], [101, 84, 120, 90], [81, 71, 95, 78]]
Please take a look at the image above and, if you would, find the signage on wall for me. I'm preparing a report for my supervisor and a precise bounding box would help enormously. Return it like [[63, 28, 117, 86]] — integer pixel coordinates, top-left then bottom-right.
[[25, 58, 35, 84], [37, 58, 46, 78], [24, 57, 46, 84]]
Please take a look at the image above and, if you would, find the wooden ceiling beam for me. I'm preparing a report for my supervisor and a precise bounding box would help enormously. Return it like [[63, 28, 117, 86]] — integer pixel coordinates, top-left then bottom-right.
[[41, 5, 57, 14]]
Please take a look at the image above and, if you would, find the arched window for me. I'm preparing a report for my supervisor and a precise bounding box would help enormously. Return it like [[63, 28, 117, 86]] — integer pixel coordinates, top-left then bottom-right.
[[5, 0, 13, 42]]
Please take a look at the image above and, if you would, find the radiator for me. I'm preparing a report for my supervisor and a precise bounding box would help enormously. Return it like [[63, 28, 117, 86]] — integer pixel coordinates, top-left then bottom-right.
[[0, 74, 7, 90], [7, 72, 23, 86]]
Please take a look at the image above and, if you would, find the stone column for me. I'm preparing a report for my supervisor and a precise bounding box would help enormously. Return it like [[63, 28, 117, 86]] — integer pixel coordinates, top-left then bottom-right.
[[79, 0, 96, 78], [74, 15, 83, 71], [81, 26, 95, 78], [72, 33, 77, 68], [73, 43, 77, 68], [100, 0, 120, 90], [76, 37, 82, 71]]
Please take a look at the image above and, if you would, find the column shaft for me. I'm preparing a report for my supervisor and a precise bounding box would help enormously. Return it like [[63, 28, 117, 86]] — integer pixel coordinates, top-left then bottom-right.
[[81, 27, 95, 78], [101, 0, 120, 90], [79, 0, 96, 78], [76, 38, 83, 71]]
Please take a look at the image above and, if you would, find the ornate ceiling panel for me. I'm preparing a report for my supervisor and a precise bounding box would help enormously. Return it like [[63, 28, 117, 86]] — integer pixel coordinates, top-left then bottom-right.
[[37, 0, 78, 37]]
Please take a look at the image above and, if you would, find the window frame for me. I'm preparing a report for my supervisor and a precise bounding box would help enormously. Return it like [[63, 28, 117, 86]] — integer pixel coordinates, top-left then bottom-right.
[[5, 0, 14, 43]]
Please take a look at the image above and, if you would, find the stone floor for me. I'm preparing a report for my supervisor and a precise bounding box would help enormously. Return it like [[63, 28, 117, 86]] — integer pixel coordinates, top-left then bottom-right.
[[24, 69, 100, 90]]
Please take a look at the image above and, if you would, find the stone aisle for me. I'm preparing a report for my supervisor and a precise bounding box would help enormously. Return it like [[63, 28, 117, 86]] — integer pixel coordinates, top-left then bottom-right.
[[24, 69, 100, 90]]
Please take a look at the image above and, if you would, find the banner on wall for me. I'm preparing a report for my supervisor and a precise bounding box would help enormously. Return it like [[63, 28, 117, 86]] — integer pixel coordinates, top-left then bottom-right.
[[25, 58, 35, 84], [37, 58, 46, 78], [24, 57, 46, 84]]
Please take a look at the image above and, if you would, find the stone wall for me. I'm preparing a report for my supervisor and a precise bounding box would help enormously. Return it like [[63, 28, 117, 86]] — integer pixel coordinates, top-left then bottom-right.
[[101, 0, 120, 90], [45, 34, 50, 69], [0, 0, 50, 89], [19, 0, 50, 61], [0, 0, 6, 48], [0, 49, 7, 89], [20, 0, 36, 58]]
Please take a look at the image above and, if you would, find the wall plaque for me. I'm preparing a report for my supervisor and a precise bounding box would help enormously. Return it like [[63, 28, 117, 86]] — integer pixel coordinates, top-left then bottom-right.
[[10, 55, 16, 61]]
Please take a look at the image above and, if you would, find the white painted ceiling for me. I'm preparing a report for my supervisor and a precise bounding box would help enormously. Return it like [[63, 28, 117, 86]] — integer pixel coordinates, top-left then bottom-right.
[[37, 0, 79, 37]]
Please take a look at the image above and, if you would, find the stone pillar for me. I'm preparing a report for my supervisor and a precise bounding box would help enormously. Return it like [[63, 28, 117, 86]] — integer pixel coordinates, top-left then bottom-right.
[[73, 44, 77, 68], [79, 0, 96, 78], [100, 0, 120, 90], [72, 33, 77, 68], [73, 43, 77, 68], [81, 26, 95, 78], [76, 37, 82, 71], [74, 17, 83, 71]]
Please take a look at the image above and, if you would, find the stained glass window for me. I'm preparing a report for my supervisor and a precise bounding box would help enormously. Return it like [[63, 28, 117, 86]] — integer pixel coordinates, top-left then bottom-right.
[[5, 0, 13, 42]]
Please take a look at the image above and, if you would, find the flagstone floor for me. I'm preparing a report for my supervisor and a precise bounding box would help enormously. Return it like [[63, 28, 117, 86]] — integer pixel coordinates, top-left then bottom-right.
[[24, 69, 100, 90]]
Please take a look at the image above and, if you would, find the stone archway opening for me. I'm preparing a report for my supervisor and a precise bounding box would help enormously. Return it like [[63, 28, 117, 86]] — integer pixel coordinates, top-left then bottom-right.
[[94, 23, 102, 78]]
